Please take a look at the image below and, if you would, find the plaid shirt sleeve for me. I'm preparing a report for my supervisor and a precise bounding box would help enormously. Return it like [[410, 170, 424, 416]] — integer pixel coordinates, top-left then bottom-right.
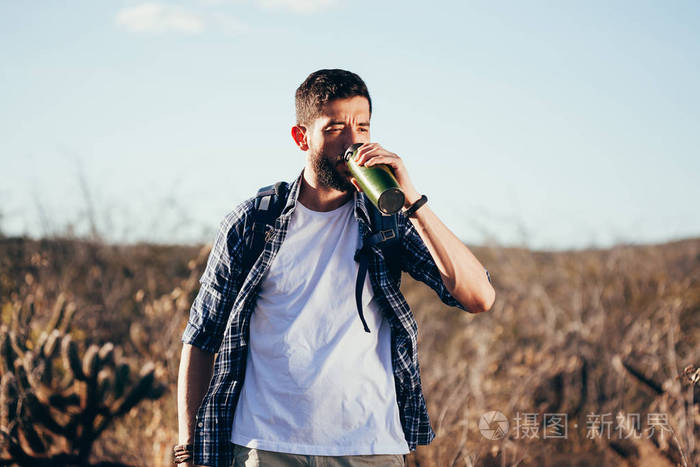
[[398, 212, 485, 313], [181, 202, 250, 354]]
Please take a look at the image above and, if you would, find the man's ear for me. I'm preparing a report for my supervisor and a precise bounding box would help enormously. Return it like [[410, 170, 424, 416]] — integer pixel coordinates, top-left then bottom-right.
[[291, 125, 308, 151]]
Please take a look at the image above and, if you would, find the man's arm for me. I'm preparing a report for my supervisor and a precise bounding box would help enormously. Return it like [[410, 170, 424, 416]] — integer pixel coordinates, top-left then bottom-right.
[[351, 143, 495, 313], [175, 203, 249, 464], [402, 200, 495, 312], [177, 344, 215, 463]]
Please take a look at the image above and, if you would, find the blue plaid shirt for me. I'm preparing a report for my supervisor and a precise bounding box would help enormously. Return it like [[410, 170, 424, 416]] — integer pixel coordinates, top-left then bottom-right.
[[183, 170, 484, 466]]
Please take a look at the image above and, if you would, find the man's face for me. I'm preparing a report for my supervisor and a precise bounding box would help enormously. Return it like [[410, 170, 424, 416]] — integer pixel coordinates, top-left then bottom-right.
[[304, 96, 371, 192]]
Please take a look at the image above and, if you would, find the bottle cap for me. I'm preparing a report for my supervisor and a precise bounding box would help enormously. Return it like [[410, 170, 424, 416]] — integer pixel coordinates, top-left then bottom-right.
[[343, 143, 364, 161]]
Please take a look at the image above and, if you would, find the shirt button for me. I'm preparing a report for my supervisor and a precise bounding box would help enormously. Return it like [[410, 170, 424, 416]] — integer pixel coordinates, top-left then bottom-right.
[[198, 422, 203, 427]]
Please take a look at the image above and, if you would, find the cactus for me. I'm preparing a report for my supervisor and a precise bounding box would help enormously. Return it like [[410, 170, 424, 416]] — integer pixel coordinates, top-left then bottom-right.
[[0, 293, 167, 466], [61, 334, 85, 382], [0, 373, 18, 432]]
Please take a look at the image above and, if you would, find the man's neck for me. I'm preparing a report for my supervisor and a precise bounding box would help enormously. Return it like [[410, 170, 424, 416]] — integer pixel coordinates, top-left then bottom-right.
[[298, 168, 353, 212]]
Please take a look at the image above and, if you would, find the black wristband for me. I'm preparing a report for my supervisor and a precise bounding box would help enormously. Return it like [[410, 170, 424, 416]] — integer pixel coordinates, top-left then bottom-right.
[[403, 194, 428, 218]]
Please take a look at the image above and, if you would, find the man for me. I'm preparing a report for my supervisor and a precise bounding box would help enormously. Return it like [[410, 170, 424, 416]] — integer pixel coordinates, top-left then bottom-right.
[[176, 69, 495, 467]]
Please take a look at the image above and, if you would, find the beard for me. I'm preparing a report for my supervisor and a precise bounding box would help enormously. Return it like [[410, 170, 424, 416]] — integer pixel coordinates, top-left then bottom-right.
[[310, 150, 354, 192]]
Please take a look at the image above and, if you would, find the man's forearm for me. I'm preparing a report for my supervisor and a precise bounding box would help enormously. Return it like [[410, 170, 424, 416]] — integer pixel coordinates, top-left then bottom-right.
[[177, 343, 215, 444], [405, 194, 495, 312]]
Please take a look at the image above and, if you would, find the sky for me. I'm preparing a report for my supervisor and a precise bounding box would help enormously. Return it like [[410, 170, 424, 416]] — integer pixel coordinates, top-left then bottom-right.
[[1, 0, 699, 250]]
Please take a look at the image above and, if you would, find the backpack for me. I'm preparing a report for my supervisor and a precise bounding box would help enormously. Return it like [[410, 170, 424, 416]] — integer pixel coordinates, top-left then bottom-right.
[[242, 181, 401, 333]]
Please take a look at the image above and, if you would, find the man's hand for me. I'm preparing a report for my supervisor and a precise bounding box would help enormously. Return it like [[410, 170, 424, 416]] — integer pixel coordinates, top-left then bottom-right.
[[349, 143, 422, 208]]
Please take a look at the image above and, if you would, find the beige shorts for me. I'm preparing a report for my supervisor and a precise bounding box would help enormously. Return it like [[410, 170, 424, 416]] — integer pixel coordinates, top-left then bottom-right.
[[231, 444, 405, 467]]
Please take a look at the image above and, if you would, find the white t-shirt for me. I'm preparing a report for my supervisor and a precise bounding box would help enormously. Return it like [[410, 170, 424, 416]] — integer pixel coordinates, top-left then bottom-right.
[[230, 198, 409, 456]]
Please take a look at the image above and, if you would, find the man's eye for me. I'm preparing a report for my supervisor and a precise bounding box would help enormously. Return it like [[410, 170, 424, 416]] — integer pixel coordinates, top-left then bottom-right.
[[359, 128, 369, 132], [326, 128, 342, 133]]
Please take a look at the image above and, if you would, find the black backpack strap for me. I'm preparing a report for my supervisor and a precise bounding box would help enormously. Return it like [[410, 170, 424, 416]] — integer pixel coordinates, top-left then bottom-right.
[[243, 182, 289, 273], [353, 251, 372, 332], [369, 204, 401, 278], [353, 200, 401, 333]]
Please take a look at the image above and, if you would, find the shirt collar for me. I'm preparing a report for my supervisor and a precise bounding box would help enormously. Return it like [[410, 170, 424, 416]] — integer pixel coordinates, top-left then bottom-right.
[[281, 168, 372, 226], [280, 169, 303, 217], [353, 188, 372, 226]]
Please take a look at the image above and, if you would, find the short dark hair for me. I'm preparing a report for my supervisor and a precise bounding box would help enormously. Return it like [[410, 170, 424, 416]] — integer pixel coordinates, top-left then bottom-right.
[[295, 69, 372, 126]]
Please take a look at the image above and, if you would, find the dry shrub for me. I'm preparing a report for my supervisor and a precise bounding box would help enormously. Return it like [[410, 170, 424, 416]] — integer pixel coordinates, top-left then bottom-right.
[[407, 239, 699, 466], [1, 237, 698, 466]]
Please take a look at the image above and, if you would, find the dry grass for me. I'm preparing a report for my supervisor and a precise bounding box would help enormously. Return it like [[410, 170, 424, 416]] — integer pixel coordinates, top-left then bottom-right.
[[1, 237, 698, 466], [407, 239, 699, 466]]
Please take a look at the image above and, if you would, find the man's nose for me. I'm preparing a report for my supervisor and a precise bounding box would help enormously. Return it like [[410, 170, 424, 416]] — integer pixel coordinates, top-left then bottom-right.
[[344, 128, 368, 146]]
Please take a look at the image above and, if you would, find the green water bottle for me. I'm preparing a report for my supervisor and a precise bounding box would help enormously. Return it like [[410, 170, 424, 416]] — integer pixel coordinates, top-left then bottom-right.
[[344, 143, 405, 214]]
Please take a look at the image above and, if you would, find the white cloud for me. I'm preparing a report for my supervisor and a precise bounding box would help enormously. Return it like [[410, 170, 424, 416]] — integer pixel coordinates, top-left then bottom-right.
[[211, 13, 250, 35], [197, 0, 246, 5], [115, 3, 206, 34], [257, 0, 337, 14]]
